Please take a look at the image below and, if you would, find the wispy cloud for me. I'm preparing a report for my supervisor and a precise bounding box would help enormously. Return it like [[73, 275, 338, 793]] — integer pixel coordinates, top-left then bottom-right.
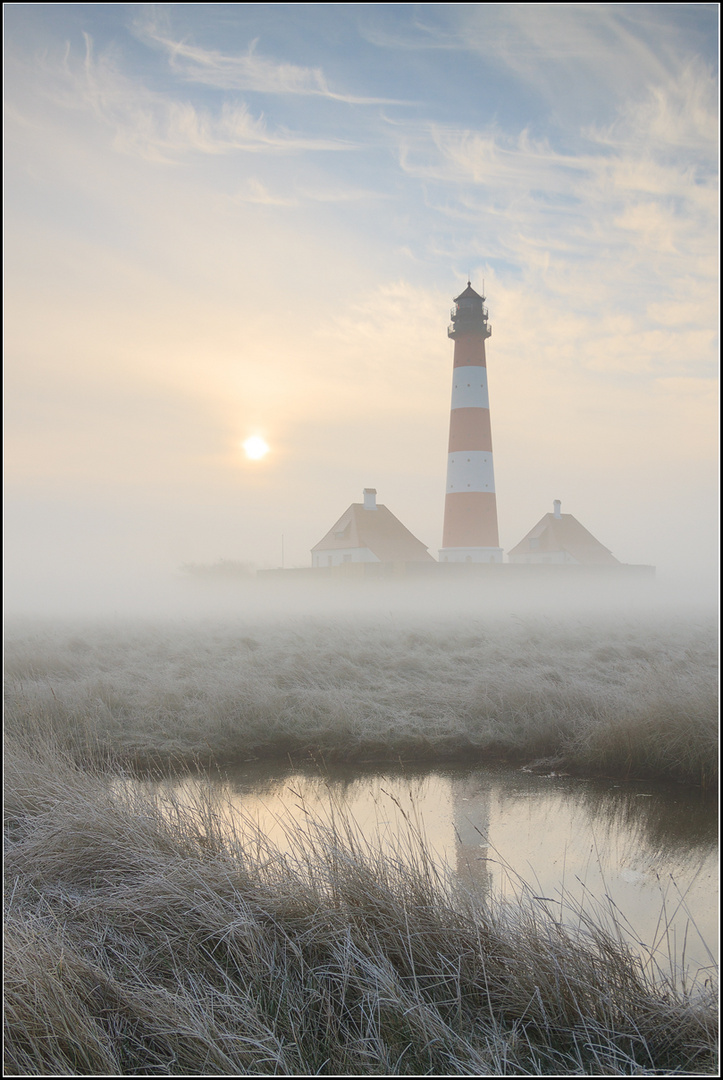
[[357, 11, 462, 52], [396, 61, 717, 305], [134, 12, 412, 105], [233, 178, 299, 206], [459, 4, 690, 119], [231, 177, 388, 207], [49, 34, 360, 161], [588, 60, 718, 161]]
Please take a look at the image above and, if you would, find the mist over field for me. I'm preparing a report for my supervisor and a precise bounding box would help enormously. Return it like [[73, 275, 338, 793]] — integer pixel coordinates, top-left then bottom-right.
[[6, 582, 716, 790], [2, 546, 717, 621], [5, 519, 717, 786]]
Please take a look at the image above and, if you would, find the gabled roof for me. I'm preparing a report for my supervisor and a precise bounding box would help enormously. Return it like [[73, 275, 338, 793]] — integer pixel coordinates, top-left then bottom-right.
[[508, 512, 620, 565], [312, 503, 435, 562]]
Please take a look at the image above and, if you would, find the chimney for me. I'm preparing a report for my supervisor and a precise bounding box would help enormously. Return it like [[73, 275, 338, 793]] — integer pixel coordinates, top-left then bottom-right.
[[363, 488, 377, 510], [553, 499, 562, 519]]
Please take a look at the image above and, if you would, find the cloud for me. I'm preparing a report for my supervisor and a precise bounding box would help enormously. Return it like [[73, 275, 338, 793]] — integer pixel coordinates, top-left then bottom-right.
[[38, 33, 361, 162], [357, 11, 462, 52], [134, 12, 412, 105], [234, 177, 299, 206], [586, 60, 718, 163], [395, 61, 717, 309], [459, 4, 705, 122], [232, 178, 387, 206]]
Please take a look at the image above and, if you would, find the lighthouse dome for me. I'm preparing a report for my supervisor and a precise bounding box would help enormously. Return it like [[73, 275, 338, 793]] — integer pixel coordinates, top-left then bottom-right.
[[453, 282, 484, 303]]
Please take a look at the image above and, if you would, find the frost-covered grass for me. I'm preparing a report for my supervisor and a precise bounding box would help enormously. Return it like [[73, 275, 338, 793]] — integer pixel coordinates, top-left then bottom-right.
[[4, 736, 717, 1076], [4, 610, 717, 785]]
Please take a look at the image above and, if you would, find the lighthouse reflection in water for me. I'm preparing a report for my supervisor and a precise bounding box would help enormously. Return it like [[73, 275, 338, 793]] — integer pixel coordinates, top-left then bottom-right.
[[135, 762, 717, 985]]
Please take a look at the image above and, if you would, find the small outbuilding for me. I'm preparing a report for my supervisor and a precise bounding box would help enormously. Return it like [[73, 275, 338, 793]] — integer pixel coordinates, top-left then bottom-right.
[[311, 489, 435, 568], [507, 500, 620, 566]]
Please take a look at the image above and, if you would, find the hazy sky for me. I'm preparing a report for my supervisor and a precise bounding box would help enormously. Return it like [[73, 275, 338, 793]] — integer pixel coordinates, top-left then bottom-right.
[[4, 3, 719, 610]]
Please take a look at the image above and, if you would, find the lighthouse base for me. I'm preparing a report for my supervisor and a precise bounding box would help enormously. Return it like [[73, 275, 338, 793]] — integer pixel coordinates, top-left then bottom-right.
[[439, 546, 504, 564]]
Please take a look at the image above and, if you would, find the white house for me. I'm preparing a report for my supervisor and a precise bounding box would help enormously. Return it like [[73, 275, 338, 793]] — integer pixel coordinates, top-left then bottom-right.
[[311, 489, 435, 568], [507, 500, 620, 566]]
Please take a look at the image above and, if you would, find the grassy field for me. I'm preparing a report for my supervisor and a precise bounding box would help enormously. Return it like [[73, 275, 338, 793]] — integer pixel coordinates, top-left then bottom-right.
[[4, 609, 718, 1074], [4, 732, 718, 1076], [4, 609, 717, 785]]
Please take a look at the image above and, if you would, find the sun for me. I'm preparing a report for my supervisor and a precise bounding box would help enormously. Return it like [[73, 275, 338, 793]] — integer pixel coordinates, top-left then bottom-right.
[[242, 436, 270, 461]]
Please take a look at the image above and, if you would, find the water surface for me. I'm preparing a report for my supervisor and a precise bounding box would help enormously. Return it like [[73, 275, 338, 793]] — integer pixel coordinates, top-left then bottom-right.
[[137, 761, 717, 987]]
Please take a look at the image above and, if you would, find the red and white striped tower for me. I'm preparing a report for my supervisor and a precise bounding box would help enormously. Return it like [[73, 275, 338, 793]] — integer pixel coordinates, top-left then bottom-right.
[[439, 282, 503, 563]]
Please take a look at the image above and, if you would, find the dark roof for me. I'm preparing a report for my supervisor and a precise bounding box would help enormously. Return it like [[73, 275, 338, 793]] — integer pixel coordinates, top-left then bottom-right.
[[508, 512, 620, 565], [312, 503, 435, 562], [454, 282, 484, 302]]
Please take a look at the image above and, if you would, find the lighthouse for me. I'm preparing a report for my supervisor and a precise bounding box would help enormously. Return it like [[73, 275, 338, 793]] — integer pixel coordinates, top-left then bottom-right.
[[439, 282, 503, 563]]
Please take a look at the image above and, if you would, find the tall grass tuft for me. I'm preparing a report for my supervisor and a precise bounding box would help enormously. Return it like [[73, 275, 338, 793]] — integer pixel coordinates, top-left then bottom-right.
[[4, 736, 717, 1075]]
